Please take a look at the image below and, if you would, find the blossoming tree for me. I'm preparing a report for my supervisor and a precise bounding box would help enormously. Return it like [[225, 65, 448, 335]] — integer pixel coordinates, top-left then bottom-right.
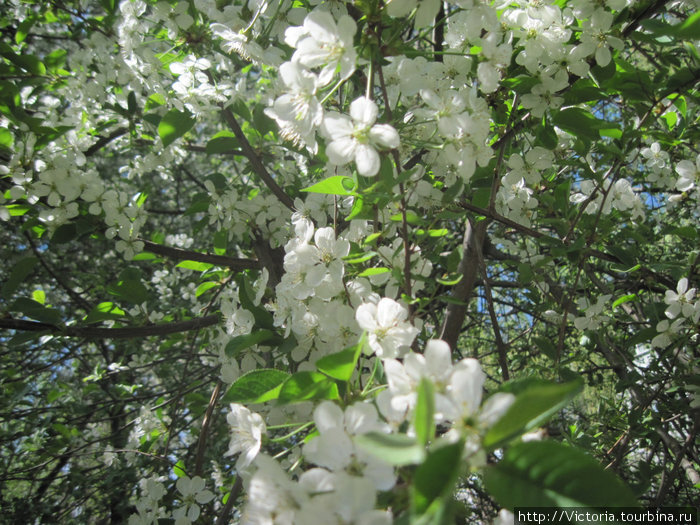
[[1, 0, 698, 522]]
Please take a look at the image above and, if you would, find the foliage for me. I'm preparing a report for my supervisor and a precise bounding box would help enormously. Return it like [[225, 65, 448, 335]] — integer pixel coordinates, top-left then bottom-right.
[[1, 0, 699, 523]]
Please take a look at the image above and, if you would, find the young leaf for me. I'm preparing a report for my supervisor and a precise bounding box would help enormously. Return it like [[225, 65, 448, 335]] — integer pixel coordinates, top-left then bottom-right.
[[224, 330, 281, 358], [158, 109, 195, 147], [412, 440, 464, 516], [354, 432, 426, 466], [483, 377, 583, 449], [107, 268, 150, 304], [84, 302, 126, 324], [277, 371, 339, 403], [1, 256, 39, 299], [206, 130, 240, 154], [223, 369, 290, 404], [315, 340, 363, 382], [175, 260, 214, 271], [484, 440, 639, 508], [9, 297, 62, 325], [301, 175, 356, 195], [414, 377, 436, 447]]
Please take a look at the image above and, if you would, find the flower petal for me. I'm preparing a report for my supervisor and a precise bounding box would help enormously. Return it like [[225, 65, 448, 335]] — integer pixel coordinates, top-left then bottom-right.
[[355, 143, 381, 176], [350, 97, 378, 127], [370, 124, 400, 149], [327, 137, 357, 166]]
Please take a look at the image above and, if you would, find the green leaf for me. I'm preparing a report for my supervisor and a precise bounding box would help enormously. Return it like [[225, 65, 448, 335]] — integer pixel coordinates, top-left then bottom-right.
[[32, 289, 45, 304], [173, 460, 186, 478], [144, 93, 165, 112], [536, 121, 558, 150], [213, 230, 228, 255], [5, 204, 32, 216], [412, 440, 463, 516], [16, 17, 36, 44], [301, 175, 356, 195], [390, 211, 422, 225], [158, 109, 195, 147], [277, 371, 339, 403], [127, 91, 138, 115], [358, 267, 390, 277], [315, 340, 363, 382], [253, 104, 276, 137], [229, 99, 252, 121], [0, 127, 13, 150], [563, 79, 606, 105], [184, 194, 210, 216], [235, 275, 274, 330], [84, 302, 126, 324], [175, 260, 214, 271], [343, 251, 377, 264], [195, 281, 219, 297], [12, 54, 46, 75], [612, 294, 637, 309], [206, 130, 241, 154], [414, 378, 435, 447], [484, 440, 639, 508], [674, 11, 700, 39], [1, 256, 39, 299], [107, 268, 150, 304], [599, 128, 623, 139], [354, 432, 426, 466], [669, 226, 698, 239], [51, 223, 77, 244], [483, 377, 583, 449], [223, 369, 290, 404], [553, 108, 616, 142], [224, 330, 280, 357], [9, 297, 62, 325], [44, 49, 67, 72]]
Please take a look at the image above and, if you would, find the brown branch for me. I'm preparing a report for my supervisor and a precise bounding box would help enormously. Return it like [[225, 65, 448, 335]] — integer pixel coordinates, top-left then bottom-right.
[[439, 219, 489, 350], [470, 218, 510, 380], [84, 127, 128, 157], [654, 420, 699, 505], [0, 314, 220, 339], [622, 0, 671, 37], [185, 144, 245, 156], [215, 476, 243, 525], [220, 106, 295, 210], [140, 240, 261, 271], [194, 381, 223, 477], [458, 201, 625, 265]]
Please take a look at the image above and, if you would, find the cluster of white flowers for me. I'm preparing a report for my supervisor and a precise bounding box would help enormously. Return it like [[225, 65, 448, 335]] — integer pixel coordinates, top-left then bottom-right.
[[574, 295, 612, 331], [377, 340, 515, 452], [227, 330, 515, 525], [652, 278, 700, 348], [265, 9, 358, 152], [272, 217, 368, 363], [671, 154, 700, 205], [169, 55, 232, 114], [417, 87, 493, 181], [640, 142, 674, 188], [570, 178, 645, 221]]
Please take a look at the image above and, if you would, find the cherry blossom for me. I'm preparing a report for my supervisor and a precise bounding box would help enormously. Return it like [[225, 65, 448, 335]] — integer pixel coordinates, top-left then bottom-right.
[[322, 97, 400, 176]]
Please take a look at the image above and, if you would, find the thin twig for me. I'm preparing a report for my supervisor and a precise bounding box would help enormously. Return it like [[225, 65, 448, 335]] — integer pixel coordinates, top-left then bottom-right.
[[220, 106, 295, 210], [140, 240, 261, 271]]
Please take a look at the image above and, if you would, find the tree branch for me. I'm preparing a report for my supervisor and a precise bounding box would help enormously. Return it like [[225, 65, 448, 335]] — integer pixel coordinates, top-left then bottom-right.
[[220, 106, 295, 210], [84, 127, 128, 157], [470, 218, 510, 380], [439, 219, 489, 350], [140, 240, 261, 271], [0, 315, 220, 339]]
